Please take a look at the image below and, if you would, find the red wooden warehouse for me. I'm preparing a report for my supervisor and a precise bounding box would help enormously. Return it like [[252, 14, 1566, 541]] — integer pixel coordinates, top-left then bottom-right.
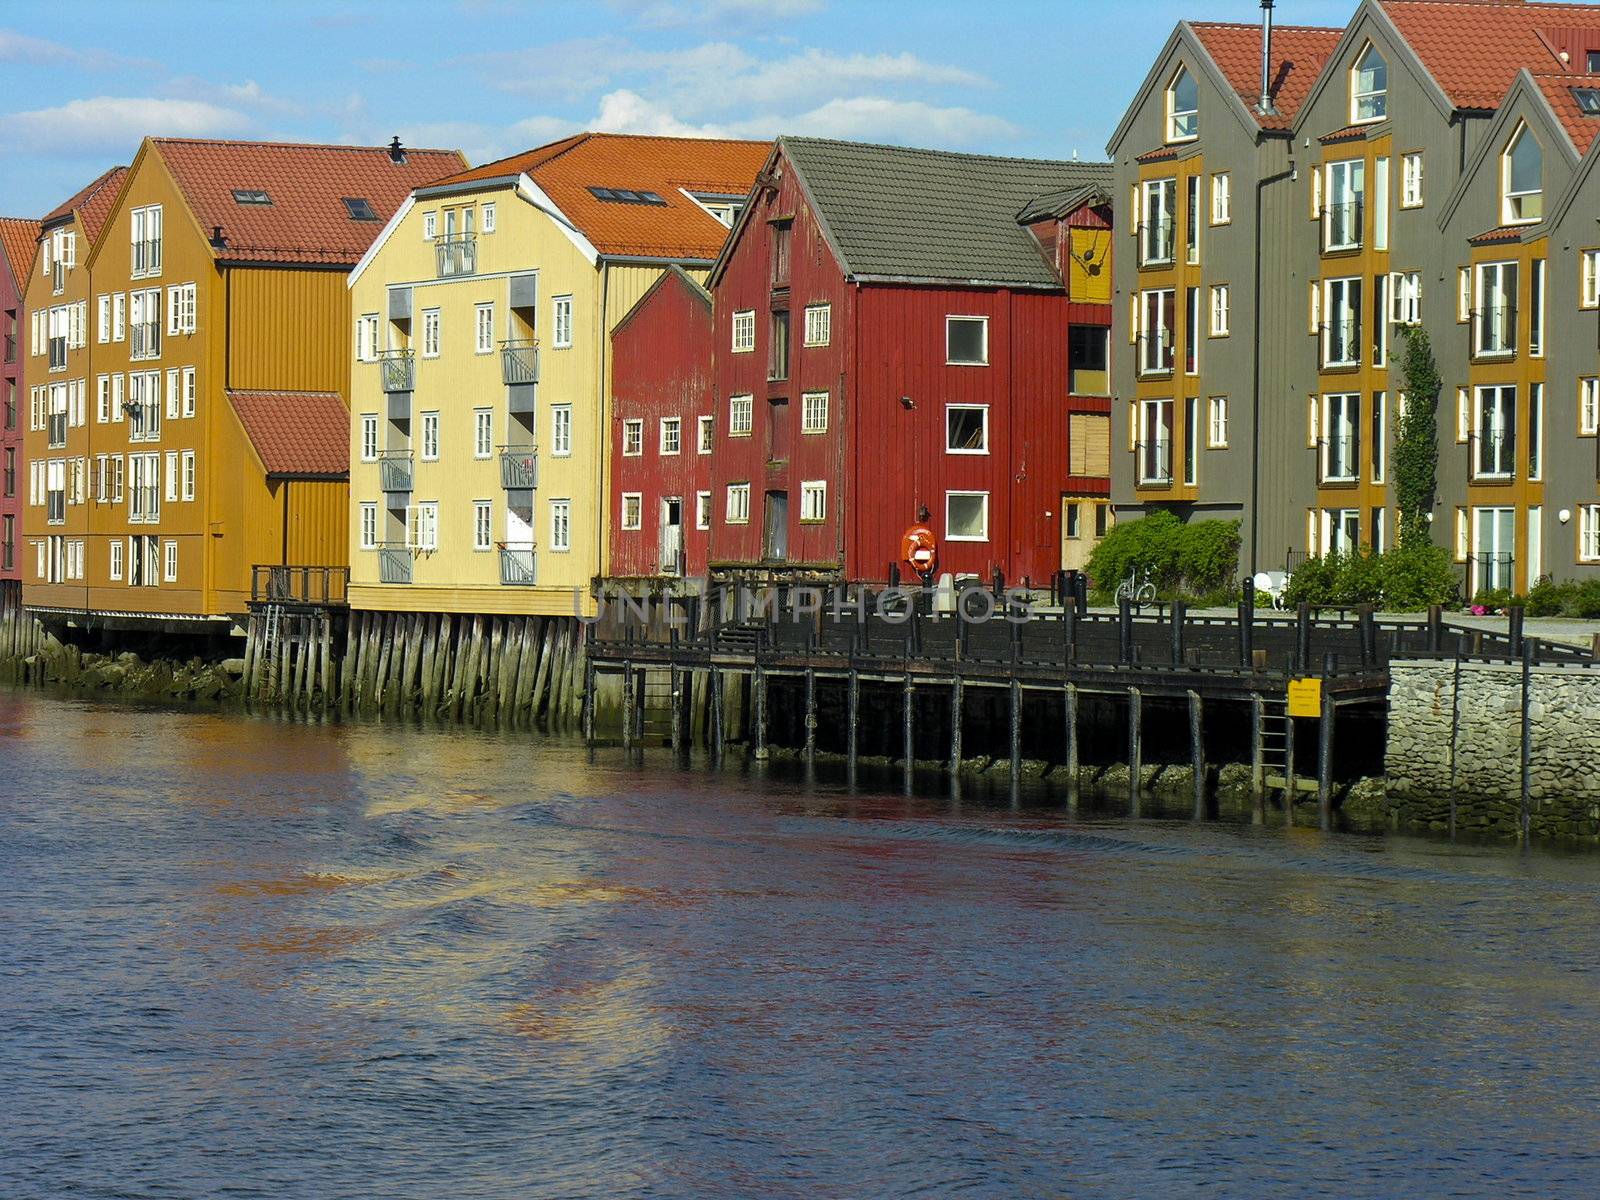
[[608, 266, 717, 582], [705, 136, 1114, 588], [0, 217, 39, 607]]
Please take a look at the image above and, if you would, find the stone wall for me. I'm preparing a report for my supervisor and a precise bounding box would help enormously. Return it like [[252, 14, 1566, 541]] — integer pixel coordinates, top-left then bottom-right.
[[1386, 660, 1600, 839]]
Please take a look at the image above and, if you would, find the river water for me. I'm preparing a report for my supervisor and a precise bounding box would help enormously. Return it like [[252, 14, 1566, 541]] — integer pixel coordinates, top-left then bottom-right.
[[3, 691, 1600, 1199]]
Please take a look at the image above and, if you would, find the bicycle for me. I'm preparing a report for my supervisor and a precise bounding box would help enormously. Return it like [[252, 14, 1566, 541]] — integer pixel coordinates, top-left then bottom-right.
[[1115, 566, 1156, 608]]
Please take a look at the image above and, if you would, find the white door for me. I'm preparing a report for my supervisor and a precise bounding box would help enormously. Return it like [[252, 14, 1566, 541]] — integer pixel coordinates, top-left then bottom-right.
[[659, 497, 683, 577], [1471, 506, 1515, 594]]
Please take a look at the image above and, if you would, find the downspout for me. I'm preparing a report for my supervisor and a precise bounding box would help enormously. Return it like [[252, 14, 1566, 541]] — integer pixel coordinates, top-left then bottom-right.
[[1250, 159, 1296, 579], [595, 264, 609, 603], [280, 478, 290, 564]]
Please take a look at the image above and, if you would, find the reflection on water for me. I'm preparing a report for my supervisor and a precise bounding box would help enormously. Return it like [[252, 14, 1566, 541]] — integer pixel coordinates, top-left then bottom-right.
[[3, 691, 1600, 1198]]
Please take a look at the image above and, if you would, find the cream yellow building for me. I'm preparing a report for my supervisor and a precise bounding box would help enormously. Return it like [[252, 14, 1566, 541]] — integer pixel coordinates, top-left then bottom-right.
[[347, 133, 766, 616]]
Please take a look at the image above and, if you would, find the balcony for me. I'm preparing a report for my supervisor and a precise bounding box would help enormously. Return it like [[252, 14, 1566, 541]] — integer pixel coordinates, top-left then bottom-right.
[[498, 444, 538, 489], [1135, 439, 1173, 486], [378, 451, 414, 494], [500, 339, 539, 385], [1321, 200, 1364, 252], [132, 239, 161, 277], [250, 565, 349, 606], [499, 542, 538, 586], [378, 349, 414, 393], [130, 323, 160, 361], [1470, 432, 1515, 482], [1318, 435, 1359, 484], [1472, 306, 1517, 360], [435, 235, 477, 278], [1138, 218, 1175, 267], [1135, 331, 1174, 377], [47, 413, 66, 448], [1319, 318, 1361, 369], [377, 543, 412, 584]]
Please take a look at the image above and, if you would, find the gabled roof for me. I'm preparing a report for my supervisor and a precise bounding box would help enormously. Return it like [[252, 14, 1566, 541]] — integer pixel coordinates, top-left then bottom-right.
[[150, 139, 465, 267], [226, 390, 348, 479], [613, 264, 712, 339], [772, 137, 1112, 288], [1189, 21, 1345, 129], [42, 165, 127, 241], [1380, 0, 1600, 111], [1529, 70, 1600, 153], [0, 217, 41, 284], [426, 132, 768, 261], [1016, 184, 1113, 224]]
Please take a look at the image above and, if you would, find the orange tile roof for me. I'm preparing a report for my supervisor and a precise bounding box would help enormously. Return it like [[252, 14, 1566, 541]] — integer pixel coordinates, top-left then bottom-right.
[[1190, 21, 1345, 129], [154, 139, 466, 267], [429, 132, 770, 261], [1381, 1, 1600, 110], [1135, 145, 1180, 162], [227, 390, 349, 478], [1319, 123, 1372, 142], [1529, 70, 1600, 152], [42, 166, 127, 242], [0, 217, 41, 284]]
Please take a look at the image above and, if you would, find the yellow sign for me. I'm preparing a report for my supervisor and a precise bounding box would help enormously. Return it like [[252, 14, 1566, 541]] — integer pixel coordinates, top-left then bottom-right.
[[1286, 678, 1323, 718]]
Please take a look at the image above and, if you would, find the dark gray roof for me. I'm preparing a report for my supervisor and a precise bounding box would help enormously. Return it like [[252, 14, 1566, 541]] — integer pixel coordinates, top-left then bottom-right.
[[1016, 183, 1112, 225], [780, 136, 1113, 288]]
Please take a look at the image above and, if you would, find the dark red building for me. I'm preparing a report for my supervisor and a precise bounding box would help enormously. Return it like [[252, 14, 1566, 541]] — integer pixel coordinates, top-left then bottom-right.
[[608, 266, 717, 582], [0, 218, 38, 603], [705, 137, 1114, 588]]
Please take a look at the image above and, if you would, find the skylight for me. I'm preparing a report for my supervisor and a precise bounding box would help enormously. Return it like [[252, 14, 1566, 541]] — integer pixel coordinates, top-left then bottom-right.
[[1576, 88, 1600, 116], [587, 186, 668, 206], [342, 197, 379, 221], [232, 189, 271, 205]]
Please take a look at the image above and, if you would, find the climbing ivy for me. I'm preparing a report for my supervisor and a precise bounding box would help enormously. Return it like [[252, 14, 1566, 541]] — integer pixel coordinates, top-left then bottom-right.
[[1394, 325, 1440, 549]]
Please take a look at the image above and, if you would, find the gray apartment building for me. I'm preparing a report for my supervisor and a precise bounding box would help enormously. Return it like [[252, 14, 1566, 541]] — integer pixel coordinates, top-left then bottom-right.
[[1109, 0, 1600, 595]]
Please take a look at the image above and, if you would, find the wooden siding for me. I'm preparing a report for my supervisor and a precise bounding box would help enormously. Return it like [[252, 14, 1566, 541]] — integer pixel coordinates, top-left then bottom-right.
[[227, 267, 351, 395]]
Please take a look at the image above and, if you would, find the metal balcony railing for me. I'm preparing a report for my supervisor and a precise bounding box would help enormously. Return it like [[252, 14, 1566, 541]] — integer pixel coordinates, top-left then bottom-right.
[[1135, 439, 1173, 486], [47, 413, 66, 448], [500, 339, 539, 385], [130, 323, 160, 360], [1470, 431, 1516, 481], [133, 239, 161, 277], [1319, 434, 1359, 483], [1321, 200, 1363, 251], [1138, 218, 1175, 267], [1135, 331, 1174, 376], [377, 543, 412, 584], [1320, 318, 1361, 368], [498, 445, 538, 489], [378, 349, 414, 393], [435, 235, 477, 278], [499, 542, 537, 586], [378, 451, 414, 493], [1472, 305, 1517, 358], [250, 565, 350, 606], [1472, 552, 1515, 594]]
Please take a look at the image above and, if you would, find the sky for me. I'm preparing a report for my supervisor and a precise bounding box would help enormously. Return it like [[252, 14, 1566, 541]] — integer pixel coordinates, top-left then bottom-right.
[[0, 0, 1357, 218]]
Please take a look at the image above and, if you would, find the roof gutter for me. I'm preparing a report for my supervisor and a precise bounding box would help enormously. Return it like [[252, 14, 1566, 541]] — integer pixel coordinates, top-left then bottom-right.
[[849, 273, 1067, 290], [414, 176, 521, 200]]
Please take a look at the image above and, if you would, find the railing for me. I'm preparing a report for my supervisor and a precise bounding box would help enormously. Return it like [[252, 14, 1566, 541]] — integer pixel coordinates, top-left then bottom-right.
[[1319, 434, 1358, 484], [1471, 553, 1514, 595], [47, 492, 64, 524], [1321, 200, 1363, 251], [500, 339, 539, 385], [1135, 331, 1174, 376], [1473, 305, 1516, 358], [48, 337, 66, 370], [250, 565, 350, 606], [1320, 318, 1360, 368], [133, 239, 161, 277], [130, 323, 159, 360], [1135, 439, 1173, 486], [499, 542, 538, 586], [4, 333, 15, 363], [47, 413, 67, 448], [51, 260, 64, 294], [498, 444, 538, 489], [378, 451, 414, 493], [435, 234, 477, 278], [377, 543, 412, 584], [1138, 218, 1175, 267], [1470, 431, 1515, 481], [377, 349, 414, 393]]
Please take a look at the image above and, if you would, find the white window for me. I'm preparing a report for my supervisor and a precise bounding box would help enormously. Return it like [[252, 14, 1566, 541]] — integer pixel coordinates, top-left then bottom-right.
[[97, 295, 110, 343], [1584, 249, 1600, 309], [112, 293, 125, 342], [697, 414, 714, 453], [726, 483, 750, 524], [1531, 258, 1546, 357], [409, 502, 439, 551], [130, 205, 162, 277], [620, 493, 643, 531], [181, 450, 195, 501], [801, 391, 828, 435], [800, 480, 826, 522], [1323, 158, 1365, 251], [946, 316, 988, 365], [166, 284, 195, 335], [1167, 64, 1198, 141], [803, 304, 831, 346], [551, 404, 571, 456], [470, 408, 492, 459], [182, 368, 195, 418], [1322, 277, 1362, 367], [1389, 271, 1421, 325], [1321, 392, 1360, 482], [1210, 172, 1231, 224], [695, 490, 711, 530], [473, 500, 492, 551], [1351, 43, 1387, 122], [109, 538, 123, 581], [1455, 387, 1470, 443], [731, 310, 755, 353], [1401, 153, 1423, 208], [622, 419, 643, 456], [357, 313, 379, 362], [1502, 121, 1543, 224], [163, 540, 177, 583], [1140, 178, 1177, 266], [660, 417, 681, 455], [1582, 377, 1599, 436], [481, 203, 496, 233], [422, 308, 441, 357], [1473, 384, 1517, 479], [1139, 288, 1175, 373], [1474, 261, 1517, 356], [1208, 396, 1228, 447], [729, 394, 753, 436], [361, 413, 378, 461], [359, 503, 377, 550], [421, 411, 440, 460], [1208, 284, 1230, 336], [1458, 267, 1472, 323], [945, 491, 989, 541], [1530, 382, 1544, 482], [1371, 391, 1387, 483], [167, 369, 181, 419], [96, 375, 110, 424], [475, 303, 494, 354], [1582, 505, 1600, 563], [549, 499, 570, 552], [165, 451, 178, 502], [552, 295, 573, 348], [945, 404, 988, 454], [422, 211, 437, 240]]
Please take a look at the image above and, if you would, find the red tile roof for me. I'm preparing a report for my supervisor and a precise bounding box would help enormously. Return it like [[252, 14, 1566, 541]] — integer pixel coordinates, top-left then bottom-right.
[[1469, 223, 1528, 242], [154, 139, 466, 267], [1135, 146, 1180, 162], [429, 132, 769, 261], [0, 217, 40, 284], [1190, 21, 1345, 129], [1319, 123, 1372, 143], [1529, 70, 1600, 152], [1381, 1, 1600, 110], [227, 390, 349, 478], [42, 166, 127, 242]]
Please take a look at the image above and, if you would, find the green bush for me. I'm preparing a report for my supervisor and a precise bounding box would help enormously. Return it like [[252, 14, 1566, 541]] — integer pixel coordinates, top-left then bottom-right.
[[1086, 511, 1241, 601], [1283, 544, 1458, 610], [1522, 578, 1600, 618]]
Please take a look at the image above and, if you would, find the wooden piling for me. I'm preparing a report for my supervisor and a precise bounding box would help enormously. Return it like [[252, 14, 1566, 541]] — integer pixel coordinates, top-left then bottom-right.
[[621, 663, 635, 755], [1317, 687, 1334, 830], [846, 668, 859, 785], [949, 674, 964, 777], [1064, 682, 1079, 801], [1127, 686, 1142, 814], [1188, 688, 1204, 820], [1250, 693, 1265, 798], [1008, 678, 1022, 782], [803, 668, 817, 765], [710, 668, 725, 767], [903, 674, 915, 791]]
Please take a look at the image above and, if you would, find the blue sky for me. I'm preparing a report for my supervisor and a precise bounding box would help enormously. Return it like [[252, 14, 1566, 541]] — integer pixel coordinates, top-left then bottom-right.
[[0, 0, 1356, 217]]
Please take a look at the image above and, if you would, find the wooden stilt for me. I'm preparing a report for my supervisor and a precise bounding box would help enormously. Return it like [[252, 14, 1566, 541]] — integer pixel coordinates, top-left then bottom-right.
[[1188, 688, 1205, 820], [803, 668, 817, 766], [949, 674, 964, 778], [1064, 682, 1080, 799], [1317, 688, 1334, 831], [1250, 693, 1265, 799], [753, 666, 768, 761], [1127, 686, 1142, 815], [1008, 678, 1022, 781], [622, 663, 635, 755], [903, 673, 915, 792], [846, 668, 859, 786], [710, 668, 725, 767]]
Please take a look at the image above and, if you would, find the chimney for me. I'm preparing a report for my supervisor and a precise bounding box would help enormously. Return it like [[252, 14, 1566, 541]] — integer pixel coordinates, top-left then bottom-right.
[[1256, 0, 1277, 117], [210, 225, 226, 249], [388, 136, 406, 164]]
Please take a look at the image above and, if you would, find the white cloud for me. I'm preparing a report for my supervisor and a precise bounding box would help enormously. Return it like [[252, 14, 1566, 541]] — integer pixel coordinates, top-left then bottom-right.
[[748, 96, 1019, 148], [617, 0, 824, 30], [668, 48, 987, 116], [590, 89, 730, 138], [0, 29, 156, 72], [1, 97, 251, 154]]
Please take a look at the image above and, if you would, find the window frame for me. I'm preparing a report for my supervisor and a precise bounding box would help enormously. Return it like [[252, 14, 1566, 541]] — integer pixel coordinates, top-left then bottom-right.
[[621, 418, 644, 457], [803, 303, 831, 347], [1209, 172, 1231, 225], [473, 407, 493, 459], [1501, 122, 1543, 225], [1208, 283, 1230, 336], [552, 295, 573, 349], [945, 315, 989, 366], [551, 404, 572, 457], [731, 310, 755, 354], [620, 492, 643, 532], [474, 303, 494, 355], [1350, 42, 1388, 124], [659, 416, 681, 456], [728, 393, 753, 437], [725, 482, 751, 524], [697, 414, 715, 453], [799, 479, 827, 524], [549, 498, 571, 553], [421, 308, 441, 358], [944, 490, 991, 542], [800, 390, 828, 435], [1166, 64, 1199, 143], [1400, 152, 1423, 208], [944, 403, 989, 455], [1207, 395, 1228, 448]]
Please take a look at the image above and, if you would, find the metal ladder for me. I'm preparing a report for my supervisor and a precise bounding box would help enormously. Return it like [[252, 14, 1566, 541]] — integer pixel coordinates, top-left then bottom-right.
[[1258, 698, 1313, 794]]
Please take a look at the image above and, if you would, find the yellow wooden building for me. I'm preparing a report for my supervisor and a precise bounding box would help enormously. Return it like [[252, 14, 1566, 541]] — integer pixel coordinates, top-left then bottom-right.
[[21, 137, 463, 629], [345, 133, 767, 618]]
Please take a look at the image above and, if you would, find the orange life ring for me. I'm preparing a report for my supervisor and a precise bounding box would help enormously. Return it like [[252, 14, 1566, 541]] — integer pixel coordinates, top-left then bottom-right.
[[901, 524, 937, 577]]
